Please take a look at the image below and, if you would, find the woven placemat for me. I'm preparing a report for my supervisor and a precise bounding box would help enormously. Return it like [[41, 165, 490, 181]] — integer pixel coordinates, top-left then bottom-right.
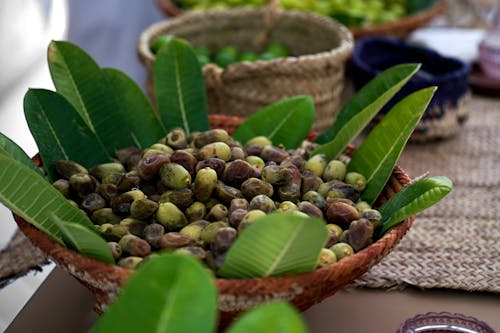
[[0, 230, 48, 289], [351, 94, 500, 293]]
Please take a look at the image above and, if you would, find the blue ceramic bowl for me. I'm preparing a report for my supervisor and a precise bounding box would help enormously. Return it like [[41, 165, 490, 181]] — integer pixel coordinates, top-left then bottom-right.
[[352, 37, 471, 141]]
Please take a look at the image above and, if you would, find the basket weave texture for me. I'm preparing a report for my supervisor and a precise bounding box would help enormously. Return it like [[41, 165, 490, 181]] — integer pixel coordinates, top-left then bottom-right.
[[12, 115, 413, 327], [137, 8, 354, 132]]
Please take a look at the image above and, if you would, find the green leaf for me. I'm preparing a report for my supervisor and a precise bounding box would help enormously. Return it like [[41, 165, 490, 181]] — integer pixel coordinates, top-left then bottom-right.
[[50, 213, 114, 264], [232, 96, 315, 149], [102, 68, 166, 147], [0, 133, 42, 175], [218, 213, 329, 278], [47, 40, 150, 153], [89, 254, 217, 333], [0, 154, 94, 245], [226, 302, 308, 333], [379, 176, 452, 235], [23, 89, 112, 181], [347, 87, 437, 205], [313, 64, 421, 160], [153, 38, 209, 136]]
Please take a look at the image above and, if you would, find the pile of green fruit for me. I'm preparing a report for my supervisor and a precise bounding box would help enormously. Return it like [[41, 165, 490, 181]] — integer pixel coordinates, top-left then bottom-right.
[[171, 0, 434, 27], [152, 35, 290, 68], [50, 128, 380, 272]]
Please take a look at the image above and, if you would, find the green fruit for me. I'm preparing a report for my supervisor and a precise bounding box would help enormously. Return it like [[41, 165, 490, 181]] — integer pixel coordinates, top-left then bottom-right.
[[259, 52, 277, 61], [215, 46, 239, 68], [265, 43, 289, 57], [239, 51, 259, 62], [151, 34, 174, 54]]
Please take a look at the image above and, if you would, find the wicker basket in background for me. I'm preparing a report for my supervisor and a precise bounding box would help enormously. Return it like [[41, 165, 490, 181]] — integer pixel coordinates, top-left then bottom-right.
[[137, 8, 354, 132]]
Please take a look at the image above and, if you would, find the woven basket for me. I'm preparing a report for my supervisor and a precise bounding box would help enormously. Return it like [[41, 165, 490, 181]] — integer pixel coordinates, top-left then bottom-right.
[[157, 0, 446, 39], [137, 8, 354, 132], [12, 116, 414, 328]]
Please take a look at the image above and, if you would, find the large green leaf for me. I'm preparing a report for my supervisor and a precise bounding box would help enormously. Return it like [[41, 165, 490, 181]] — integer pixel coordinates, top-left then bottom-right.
[[153, 38, 209, 136], [50, 213, 114, 264], [23, 89, 111, 181], [232, 96, 315, 149], [313, 64, 421, 160], [0, 133, 41, 175], [89, 254, 217, 333], [218, 213, 329, 278], [226, 302, 308, 333], [102, 68, 166, 147], [0, 154, 94, 244], [347, 87, 437, 205], [379, 176, 452, 235], [48, 40, 147, 153]]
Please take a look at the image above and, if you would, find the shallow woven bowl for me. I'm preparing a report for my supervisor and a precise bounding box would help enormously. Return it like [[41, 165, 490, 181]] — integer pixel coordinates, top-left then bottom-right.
[[156, 0, 446, 39], [14, 115, 414, 327], [137, 8, 353, 132], [352, 36, 471, 142], [397, 312, 495, 333]]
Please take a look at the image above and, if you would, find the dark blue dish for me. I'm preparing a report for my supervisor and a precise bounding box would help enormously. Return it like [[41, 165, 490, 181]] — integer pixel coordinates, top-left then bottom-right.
[[352, 37, 471, 141]]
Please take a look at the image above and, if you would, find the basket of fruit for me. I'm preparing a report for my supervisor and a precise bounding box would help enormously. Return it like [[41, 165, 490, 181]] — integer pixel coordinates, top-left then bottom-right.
[[137, 7, 354, 132], [157, 0, 446, 39], [1, 39, 451, 329]]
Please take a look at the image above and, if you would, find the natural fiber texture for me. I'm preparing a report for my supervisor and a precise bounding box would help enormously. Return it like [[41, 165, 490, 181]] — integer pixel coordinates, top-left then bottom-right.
[[351, 94, 500, 293], [0, 230, 48, 289], [137, 8, 354, 131]]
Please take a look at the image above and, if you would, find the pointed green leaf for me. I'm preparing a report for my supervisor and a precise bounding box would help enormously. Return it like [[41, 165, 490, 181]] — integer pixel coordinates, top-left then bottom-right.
[[102, 68, 166, 147], [226, 302, 308, 333], [347, 87, 437, 205], [232, 96, 315, 149], [23, 89, 112, 181], [89, 254, 217, 333], [218, 213, 329, 278], [50, 213, 114, 264], [0, 154, 94, 245], [313, 64, 421, 159], [48, 40, 148, 153], [379, 176, 452, 235], [0, 133, 42, 175], [153, 38, 209, 136]]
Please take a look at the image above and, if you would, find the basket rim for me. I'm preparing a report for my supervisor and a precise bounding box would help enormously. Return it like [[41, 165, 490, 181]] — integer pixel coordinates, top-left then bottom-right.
[[137, 7, 354, 71]]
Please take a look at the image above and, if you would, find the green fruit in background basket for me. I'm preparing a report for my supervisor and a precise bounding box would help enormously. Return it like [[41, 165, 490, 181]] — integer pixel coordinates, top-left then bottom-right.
[[265, 43, 289, 58], [239, 51, 259, 62], [215, 45, 239, 68], [150, 34, 174, 54], [259, 52, 278, 61]]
